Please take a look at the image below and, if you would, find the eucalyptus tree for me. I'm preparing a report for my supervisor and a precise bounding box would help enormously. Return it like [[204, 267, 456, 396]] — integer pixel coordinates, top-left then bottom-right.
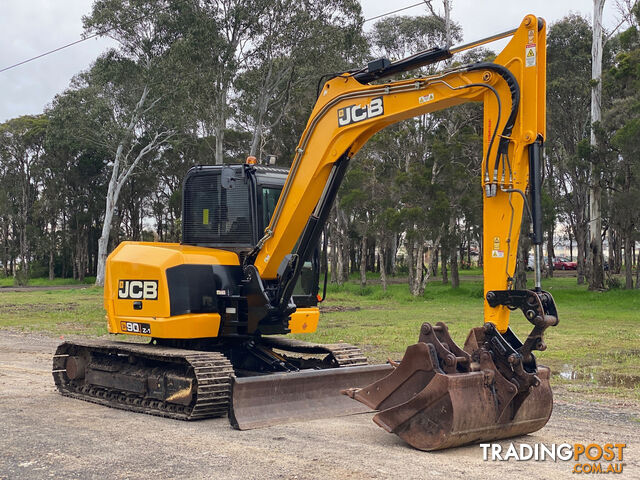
[[546, 15, 593, 284], [234, 0, 365, 160], [82, 0, 184, 285], [365, 14, 462, 295], [44, 88, 112, 280], [0, 115, 48, 284], [588, 0, 607, 290], [601, 3, 640, 288], [165, 0, 272, 165]]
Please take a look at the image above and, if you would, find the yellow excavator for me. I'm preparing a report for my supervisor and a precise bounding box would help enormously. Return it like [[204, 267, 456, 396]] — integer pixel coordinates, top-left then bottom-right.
[[53, 14, 558, 451]]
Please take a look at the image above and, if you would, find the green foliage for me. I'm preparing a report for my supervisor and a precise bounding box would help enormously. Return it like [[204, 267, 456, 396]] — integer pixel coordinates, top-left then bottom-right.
[[607, 275, 622, 289], [1, 4, 639, 299], [598, 13, 640, 286], [370, 15, 461, 61]]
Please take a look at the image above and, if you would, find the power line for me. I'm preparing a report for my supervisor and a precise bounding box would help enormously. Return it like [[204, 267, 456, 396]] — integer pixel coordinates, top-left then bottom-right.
[[0, 33, 104, 74], [363, 2, 425, 23], [0, 6, 171, 74], [1, 2, 426, 74]]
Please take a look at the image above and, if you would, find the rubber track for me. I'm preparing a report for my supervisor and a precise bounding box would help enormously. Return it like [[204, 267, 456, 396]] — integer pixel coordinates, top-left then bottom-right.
[[52, 339, 233, 421], [260, 337, 368, 367]]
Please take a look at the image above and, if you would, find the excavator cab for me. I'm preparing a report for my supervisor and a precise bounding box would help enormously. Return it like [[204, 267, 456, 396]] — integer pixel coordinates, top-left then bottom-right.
[[182, 164, 287, 250], [182, 163, 320, 309]]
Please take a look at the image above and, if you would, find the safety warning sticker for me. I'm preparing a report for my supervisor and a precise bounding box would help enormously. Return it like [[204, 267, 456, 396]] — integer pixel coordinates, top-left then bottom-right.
[[526, 43, 536, 67]]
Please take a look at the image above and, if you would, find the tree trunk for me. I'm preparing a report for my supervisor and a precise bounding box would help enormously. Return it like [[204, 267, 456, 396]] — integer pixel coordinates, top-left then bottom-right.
[[336, 207, 348, 285], [391, 234, 398, 276], [616, 231, 623, 273], [408, 241, 429, 296], [443, 0, 452, 48], [636, 244, 640, 289], [336, 239, 345, 285], [95, 86, 160, 287], [249, 107, 265, 158], [360, 234, 367, 287], [76, 235, 88, 283], [608, 228, 615, 272], [96, 153, 121, 286], [48, 223, 55, 281], [449, 216, 459, 288], [407, 239, 415, 293], [441, 244, 448, 284], [569, 231, 573, 260], [546, 225, 555, 279], [379, 237, 388, 292], [624, 235, 633, 289], [547, 235, 556, 278], [588, 0, 606, 290], [415, 242, 424, 294], [330, 235, 338, 284], [450, 247, 459, 288], [430, 246, 439, 277], [215, 89, 227, 165], [18, 176, 30, 284], [419, 244, 431, 294], [329, 207, 339, 284], [575, 218, 588, 285], [2, 221, 9, 277]]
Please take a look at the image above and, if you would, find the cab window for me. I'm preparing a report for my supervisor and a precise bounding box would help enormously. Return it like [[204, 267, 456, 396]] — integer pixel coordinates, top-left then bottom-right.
[[258, 186, 282, 233]]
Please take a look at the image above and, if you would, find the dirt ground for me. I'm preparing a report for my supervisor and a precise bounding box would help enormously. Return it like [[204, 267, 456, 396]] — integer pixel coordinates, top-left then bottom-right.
[[0, 331, 638, 480]]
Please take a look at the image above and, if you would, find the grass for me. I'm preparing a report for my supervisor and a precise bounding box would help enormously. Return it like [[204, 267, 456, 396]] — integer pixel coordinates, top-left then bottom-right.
[[0, 287, 106, 336], [0, 276, 95, 287], [296, 275, 640, 400], [0, 274, 638, 399]]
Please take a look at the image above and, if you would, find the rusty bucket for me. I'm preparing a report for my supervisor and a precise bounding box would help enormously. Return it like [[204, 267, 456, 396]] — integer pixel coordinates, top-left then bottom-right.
[[343, 322, 553, 451]]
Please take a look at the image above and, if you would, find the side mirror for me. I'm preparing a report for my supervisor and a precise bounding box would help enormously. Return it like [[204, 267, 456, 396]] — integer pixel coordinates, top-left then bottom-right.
[[221, 167, 236, 190]]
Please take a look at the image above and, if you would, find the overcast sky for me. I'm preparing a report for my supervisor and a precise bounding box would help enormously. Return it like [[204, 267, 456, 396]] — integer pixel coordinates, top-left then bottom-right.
[[0, 0, 622, 123]]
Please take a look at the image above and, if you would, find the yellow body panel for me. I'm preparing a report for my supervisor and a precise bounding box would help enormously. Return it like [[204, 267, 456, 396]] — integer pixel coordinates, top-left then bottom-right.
[[105, 241, 319, 338], [104, 241, 239, 338], [107, 313, 222, 339], [288, 308, 320, 334]]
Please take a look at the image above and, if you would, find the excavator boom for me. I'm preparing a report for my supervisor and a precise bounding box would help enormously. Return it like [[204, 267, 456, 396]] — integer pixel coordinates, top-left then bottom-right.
[[252, 14, 547, 334]]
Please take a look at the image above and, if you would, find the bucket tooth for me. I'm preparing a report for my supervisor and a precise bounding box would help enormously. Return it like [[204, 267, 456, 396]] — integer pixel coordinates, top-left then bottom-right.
[[343, 322, 554, 451]]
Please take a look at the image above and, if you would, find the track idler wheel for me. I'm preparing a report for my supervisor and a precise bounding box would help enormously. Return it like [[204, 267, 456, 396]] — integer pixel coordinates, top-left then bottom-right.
[[342, 322, 553, 451]]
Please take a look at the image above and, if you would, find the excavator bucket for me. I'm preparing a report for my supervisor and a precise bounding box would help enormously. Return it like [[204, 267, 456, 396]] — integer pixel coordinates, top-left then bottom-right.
[[229, 363, 393, 429], [343, 322, 553, 451]]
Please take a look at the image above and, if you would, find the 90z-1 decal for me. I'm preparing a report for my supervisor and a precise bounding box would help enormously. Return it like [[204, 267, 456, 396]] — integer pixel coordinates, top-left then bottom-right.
[[118, 280, 158, 300], [121, 321, 151, 335], [338, 97, 384, 127]]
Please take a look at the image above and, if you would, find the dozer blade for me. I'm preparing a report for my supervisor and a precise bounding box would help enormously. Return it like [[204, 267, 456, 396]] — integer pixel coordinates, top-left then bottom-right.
[[343, 322, 554, 451], [229, 363, 393, 430]]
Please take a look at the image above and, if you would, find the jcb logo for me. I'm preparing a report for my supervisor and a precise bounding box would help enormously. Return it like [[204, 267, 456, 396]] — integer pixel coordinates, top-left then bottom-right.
[[337, 97, 384, 127], [118, 280, 158, 300]]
